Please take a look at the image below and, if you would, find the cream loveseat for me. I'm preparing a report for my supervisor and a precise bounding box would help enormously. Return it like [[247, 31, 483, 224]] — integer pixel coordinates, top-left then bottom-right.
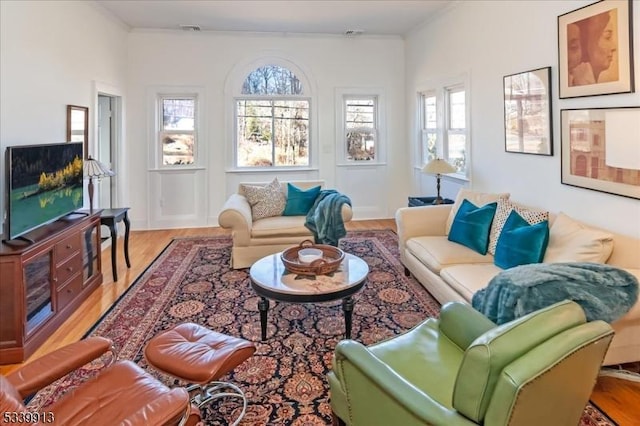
[[218, 180, 352, 269], [396, 190, 640, 366]]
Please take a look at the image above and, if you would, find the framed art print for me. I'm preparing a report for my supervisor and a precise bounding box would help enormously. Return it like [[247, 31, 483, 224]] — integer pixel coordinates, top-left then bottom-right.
[[504, 67, 553, 155], [558, 0, 634, 98], [561, 107, 640, 199]]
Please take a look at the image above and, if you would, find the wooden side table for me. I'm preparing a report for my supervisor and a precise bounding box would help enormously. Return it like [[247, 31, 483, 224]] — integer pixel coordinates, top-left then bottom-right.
[[100, 208, 131, 281]]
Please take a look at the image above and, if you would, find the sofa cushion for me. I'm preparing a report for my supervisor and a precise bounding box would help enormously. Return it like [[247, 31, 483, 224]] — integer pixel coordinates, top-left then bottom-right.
[[242, 178, 286, 220], [251, 215, 311, 238], [440, 264, 503, 302], [494, 211, 549, 269], [543, 212, 614, 263], [283, 183, 321, 216], [407, 236, 493, 274], [448, 199, 497, 255], [488, 198, 549, 255], [446, 189, 510, 234]]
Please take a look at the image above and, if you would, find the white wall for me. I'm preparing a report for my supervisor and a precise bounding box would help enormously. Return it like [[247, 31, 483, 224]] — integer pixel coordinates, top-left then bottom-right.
[[406, 0, 640, 238], [0, 1, 129, 224], [125, 31, 406, 229]]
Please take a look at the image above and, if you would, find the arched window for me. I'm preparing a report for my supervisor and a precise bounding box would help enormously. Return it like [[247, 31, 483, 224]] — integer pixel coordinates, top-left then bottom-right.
[[235, 65, 310, 168]]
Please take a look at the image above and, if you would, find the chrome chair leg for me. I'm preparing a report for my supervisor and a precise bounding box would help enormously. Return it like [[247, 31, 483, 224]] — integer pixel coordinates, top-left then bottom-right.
[[186, 381, 248, 426]]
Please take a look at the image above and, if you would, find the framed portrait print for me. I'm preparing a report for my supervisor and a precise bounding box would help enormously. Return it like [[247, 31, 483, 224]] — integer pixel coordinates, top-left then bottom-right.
[[561, 107, 640, 199], [504, 67, 553, 155], [558, 0, 634, 98]]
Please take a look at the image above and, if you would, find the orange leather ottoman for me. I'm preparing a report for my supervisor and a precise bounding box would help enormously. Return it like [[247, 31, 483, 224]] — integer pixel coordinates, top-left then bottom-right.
[[145, 323, 256, 426]]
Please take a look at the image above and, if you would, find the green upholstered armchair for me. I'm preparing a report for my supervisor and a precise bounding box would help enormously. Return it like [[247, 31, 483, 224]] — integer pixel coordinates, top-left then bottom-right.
[[328, 300, 614, 426]]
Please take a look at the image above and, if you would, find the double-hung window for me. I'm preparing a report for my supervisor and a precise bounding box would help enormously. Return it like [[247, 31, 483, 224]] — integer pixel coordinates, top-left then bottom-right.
[[235, 65, 310, 168], [344, 96, 377, 161], [419, 78, 469, 178], [158, 95, 196, 166]]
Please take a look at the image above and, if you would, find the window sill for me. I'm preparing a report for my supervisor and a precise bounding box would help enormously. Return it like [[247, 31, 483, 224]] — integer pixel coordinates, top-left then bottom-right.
[[225, 167, 319, 173], [336, 162, 387, 167], [148, 166, 206, 172]]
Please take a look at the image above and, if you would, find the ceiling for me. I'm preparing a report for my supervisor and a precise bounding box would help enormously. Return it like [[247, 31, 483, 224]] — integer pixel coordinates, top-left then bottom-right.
[[95, 0, 453, 37]]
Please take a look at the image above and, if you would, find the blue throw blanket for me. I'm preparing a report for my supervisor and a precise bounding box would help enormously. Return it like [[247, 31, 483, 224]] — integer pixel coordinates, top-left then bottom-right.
[[305, 190, 352, 246], [472, 262, 638, 324]]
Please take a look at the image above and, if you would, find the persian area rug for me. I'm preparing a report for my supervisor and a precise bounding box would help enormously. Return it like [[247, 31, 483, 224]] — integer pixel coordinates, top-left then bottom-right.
[[28, 230, 615, 425]]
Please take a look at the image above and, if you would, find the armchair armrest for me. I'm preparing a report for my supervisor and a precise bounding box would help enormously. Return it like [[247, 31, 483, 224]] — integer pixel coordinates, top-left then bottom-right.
[[124, 388, 192, 426], [395, 205, 452, 250], [439, 302, 496, 350], [6, 337, 114, 398], [333, 340, 477, 425]]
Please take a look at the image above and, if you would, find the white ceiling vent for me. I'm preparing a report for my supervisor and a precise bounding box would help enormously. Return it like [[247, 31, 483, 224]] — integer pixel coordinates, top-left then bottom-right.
[[344, 29, 364, 37], [179, 24, 201, 31]]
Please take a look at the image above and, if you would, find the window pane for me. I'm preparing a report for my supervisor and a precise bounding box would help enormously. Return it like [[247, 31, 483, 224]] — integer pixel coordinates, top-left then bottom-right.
[[448, 133, 466, 171], [346, 99, 375, 129], [236, 99, 309, 167], [163, 99, 194, 130], [346, 128, 376, 161], [422, 131, 437, 163], [449, 90, 465, 129], [161, 133, 194, 165], [424, 95, 437, 129], [241, 65, 303, 95], [273, 100, 309, 166]]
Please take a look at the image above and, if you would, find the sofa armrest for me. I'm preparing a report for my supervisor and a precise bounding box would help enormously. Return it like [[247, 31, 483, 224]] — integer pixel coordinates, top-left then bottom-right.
[[333, 340, 477, 425], [439, 302, 496, 350], [6, 337, 115, 398], [218, 193, 253, 246], [341, 203, 353, 223], [395, 205, 452, 249]]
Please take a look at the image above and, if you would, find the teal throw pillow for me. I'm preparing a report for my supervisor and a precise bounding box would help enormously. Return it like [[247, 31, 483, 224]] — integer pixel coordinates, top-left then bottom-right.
[[494, 210, 549, 269], [283, 183, 321, 216], [448, 199, 497, 255]]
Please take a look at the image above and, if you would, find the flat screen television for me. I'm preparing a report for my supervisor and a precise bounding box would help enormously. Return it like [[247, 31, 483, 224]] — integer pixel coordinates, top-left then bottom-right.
[[5, 142, 84, 241]]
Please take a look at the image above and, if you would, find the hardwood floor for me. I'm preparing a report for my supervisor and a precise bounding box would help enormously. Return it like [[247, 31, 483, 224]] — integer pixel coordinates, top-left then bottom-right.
[[1, 219, 638, 424]]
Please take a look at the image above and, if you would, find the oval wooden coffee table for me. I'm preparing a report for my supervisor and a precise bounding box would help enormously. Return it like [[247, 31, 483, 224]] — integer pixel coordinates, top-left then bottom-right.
[[249, 252, 369, 340]]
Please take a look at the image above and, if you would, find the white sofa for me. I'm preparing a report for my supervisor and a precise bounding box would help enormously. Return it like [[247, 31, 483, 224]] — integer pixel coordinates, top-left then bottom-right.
[[395, 192, 640, 366], [218, 180, 352, 269]]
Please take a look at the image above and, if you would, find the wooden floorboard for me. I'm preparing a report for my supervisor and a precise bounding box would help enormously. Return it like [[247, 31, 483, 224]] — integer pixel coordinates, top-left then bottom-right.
[[1, 219, 637, 424]]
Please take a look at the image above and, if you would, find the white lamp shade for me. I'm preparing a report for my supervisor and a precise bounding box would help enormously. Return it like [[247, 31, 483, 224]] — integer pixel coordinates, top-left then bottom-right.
[[84, 156, 115, 178], [422, 158, 456, 175]]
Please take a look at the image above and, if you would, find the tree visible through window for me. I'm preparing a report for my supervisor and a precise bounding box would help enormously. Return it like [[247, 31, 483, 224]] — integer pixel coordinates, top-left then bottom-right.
[[345, 97, 377, 161], [236, 65, 309, 167], [159, 97, 195, 166]]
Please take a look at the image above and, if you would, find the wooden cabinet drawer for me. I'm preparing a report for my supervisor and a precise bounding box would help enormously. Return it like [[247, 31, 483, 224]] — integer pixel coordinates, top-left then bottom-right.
[[55, 234, 81, 263], [56, 274, 83, 310], [56, 253, 82, 287]]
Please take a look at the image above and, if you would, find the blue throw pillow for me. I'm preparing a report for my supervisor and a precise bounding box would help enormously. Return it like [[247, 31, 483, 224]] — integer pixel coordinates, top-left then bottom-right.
[[283, 183, 321, 216], [448, 199, 497, 255], [494, 210, 549, 269]]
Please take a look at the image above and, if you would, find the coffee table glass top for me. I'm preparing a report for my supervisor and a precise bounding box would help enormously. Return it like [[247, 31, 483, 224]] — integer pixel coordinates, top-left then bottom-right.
[[250, 252, 369, 296]]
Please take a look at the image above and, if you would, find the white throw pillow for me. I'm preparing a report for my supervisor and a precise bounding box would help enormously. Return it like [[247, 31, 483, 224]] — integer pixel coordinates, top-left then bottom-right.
[[543, 212, 614, 263], [242, 178, 286, 220], [487, 198, 549, 255], [445, 189, 510, 235]]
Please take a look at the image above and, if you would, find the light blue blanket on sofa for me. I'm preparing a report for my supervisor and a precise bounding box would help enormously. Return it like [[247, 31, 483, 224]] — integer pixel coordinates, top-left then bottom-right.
[[472, 262, 638, 324], [305, 189, 352, 246]]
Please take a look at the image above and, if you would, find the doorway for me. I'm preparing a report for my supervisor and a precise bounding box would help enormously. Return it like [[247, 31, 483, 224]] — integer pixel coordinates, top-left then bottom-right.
[[97, 94, 116, 209]]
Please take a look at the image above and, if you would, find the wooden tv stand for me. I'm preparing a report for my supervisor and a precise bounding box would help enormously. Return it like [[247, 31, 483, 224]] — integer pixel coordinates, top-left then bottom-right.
[[0, 211, 103, 364]]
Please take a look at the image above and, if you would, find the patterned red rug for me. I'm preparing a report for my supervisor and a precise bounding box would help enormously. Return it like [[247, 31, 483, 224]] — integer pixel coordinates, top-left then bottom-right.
[[28, 230, 615, 425]]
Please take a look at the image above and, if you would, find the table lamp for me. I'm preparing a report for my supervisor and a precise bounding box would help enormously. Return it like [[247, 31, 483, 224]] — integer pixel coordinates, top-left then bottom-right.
[[84, 156, 115, 212], [422, 158, 456, 204]]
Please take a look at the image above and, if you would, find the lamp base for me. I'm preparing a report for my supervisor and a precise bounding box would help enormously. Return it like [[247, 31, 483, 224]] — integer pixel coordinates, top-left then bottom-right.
[[432, 196, 445, 205]]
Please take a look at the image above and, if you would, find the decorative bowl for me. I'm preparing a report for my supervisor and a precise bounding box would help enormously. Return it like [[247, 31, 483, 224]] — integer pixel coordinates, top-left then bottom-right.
[[281, 240, 345, 275], [298, 248, 323, 264]]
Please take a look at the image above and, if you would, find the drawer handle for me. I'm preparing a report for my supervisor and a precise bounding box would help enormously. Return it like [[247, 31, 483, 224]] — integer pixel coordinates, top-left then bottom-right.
[[67, 288, 72, 293], [66, 244, 73, 249], [67, 267, 74, 272]]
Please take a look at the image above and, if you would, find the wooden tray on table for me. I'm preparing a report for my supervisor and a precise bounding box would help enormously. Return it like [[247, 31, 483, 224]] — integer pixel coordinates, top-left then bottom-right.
[[280, 240, 345, 275]]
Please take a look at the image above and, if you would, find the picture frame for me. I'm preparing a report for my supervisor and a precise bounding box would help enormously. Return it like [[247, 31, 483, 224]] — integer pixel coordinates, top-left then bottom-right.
[[561, 106, 640, 199], [558, 0, 634, 98], [503, 66, 553, 155]]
